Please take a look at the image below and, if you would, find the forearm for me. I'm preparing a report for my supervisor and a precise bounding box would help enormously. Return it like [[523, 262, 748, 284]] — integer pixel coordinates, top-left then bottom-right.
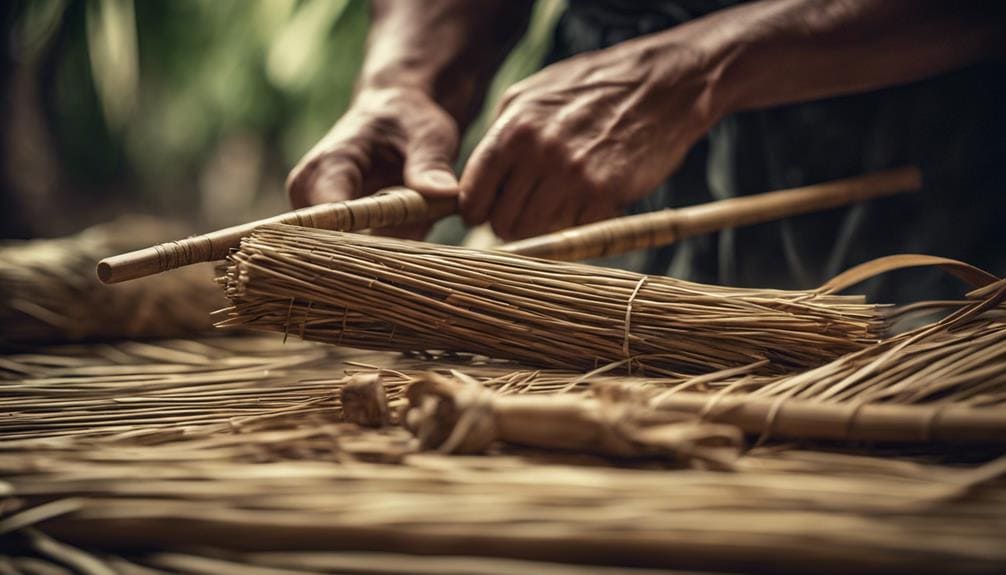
[[361, 0, 533, 127], [666, 0, 1004, 118]]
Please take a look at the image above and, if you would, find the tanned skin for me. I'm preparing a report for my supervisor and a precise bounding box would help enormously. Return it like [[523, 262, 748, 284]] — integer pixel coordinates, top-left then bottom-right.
[[287, 0, 1002, 241]]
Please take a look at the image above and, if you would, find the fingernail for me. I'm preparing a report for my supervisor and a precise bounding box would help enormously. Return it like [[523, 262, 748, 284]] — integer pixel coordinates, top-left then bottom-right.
[[423, 170, 458, 190]]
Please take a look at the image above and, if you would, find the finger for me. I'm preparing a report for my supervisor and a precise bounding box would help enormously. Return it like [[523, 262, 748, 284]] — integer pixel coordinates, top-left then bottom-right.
[[576, 198, 620, 226], [403, 113, 461, 198], [286, 156, 363, 208], [373, 222, 432, 241], [459, 125, 517, 226], [512, 173, 571, 239], [490, 164, 540, 241]]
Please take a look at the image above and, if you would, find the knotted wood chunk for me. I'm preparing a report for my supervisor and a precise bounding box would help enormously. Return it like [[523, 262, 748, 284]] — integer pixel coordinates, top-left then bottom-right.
[[402, 373, 743, 469], [341, 374, 391, 427]]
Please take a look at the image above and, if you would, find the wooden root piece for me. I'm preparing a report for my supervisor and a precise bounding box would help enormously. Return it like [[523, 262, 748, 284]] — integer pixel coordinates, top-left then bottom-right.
[[402, 373, 743, 468], [401, 370, 1006, 453], [340, 374, 391, 428]]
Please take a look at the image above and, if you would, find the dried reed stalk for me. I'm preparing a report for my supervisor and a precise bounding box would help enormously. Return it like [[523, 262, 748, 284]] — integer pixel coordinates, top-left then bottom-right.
[[499, 166, 921, 260], [0, 217, 226, 349], [727, 280, 1006, 408], [97, 188, 456, 284], [218, 224, 884, 375]]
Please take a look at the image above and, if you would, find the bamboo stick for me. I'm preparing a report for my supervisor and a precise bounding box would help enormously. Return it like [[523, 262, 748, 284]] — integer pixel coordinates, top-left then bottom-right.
[[649, 392, 1006, 443], [97, 167, 920, 284], [403, 376, 1006, 451], [499, 166, 921, 260], [96, 189, 457, 284]]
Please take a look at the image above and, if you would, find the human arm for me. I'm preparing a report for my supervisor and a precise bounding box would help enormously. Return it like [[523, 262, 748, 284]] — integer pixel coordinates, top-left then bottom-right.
[[460, 0, 1004, 240]]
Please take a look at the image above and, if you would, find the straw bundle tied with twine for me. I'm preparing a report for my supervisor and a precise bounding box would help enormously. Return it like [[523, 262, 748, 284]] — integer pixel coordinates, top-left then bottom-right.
[[218, 224, 888, 375]]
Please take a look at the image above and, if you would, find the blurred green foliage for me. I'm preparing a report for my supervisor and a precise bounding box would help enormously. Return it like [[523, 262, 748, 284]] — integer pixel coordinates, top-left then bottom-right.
[[9, 0, 562, 232]]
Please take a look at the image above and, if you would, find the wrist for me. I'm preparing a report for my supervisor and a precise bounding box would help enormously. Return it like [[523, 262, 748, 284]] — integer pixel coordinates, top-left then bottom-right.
[[627, 29, 739, 137], [640, 5, 766, 123], [357, 64, 436, 97]]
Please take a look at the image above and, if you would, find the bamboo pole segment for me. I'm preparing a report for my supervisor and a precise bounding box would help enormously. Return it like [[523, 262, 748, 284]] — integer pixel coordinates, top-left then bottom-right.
[[403, 373, 743, 467], [499, 166, 922, 261], [403, 376, 1006, 450], [96, 188, 457, 284], [649, 391, 1006, 443], [97, 167, 919, 284]]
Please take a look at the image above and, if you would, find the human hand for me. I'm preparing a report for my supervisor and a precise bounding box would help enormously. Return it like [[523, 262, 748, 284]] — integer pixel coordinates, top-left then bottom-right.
[[287, 87, 460, 239], [459, 36, 725, 241]]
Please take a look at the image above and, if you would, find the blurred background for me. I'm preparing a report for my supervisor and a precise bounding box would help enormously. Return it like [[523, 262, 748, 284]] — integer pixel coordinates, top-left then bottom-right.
[[0, 0, 563, 240]]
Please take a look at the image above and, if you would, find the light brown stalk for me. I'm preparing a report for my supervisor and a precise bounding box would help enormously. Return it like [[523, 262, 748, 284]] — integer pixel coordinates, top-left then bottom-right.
[[96, 189, 457, 284], [96, 167, 919, 283], [500, 166, 921, 259]]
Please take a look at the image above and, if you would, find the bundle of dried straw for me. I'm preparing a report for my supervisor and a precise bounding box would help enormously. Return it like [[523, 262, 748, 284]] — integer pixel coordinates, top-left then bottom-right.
[[218, 224, 884, 375], [1, 217, 224, 348]]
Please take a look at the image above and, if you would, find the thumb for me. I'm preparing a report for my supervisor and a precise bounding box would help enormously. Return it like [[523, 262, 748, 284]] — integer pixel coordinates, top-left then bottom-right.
[[403, 117, 460, 198]]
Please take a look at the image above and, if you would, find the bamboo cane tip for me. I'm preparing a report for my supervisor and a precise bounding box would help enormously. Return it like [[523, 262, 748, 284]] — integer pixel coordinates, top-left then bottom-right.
[[96, 248, 161, 284], [96, 260, 114, 284]]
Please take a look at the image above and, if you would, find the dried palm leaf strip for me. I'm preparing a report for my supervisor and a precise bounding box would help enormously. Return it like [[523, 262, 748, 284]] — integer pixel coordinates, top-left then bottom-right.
[[636, 281, 1006, 442], [218, 224, 884, 375], [690, 278, 1006, 405]]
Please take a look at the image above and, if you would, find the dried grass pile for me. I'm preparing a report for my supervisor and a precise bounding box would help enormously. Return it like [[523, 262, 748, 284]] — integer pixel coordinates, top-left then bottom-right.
[[3, 335, 1006, 574], [0, 217, 225, 348], [218, 224, 884, 375]]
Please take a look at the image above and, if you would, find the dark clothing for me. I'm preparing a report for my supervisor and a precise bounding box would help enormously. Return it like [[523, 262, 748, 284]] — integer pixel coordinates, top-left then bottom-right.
[[552, 0, 1006, 303]]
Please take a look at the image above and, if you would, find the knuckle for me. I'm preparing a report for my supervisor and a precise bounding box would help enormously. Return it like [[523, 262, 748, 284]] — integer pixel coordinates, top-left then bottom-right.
[[503, 119, 535, 144], [286, 163, 315, 205], [499, 85, 524, 109], [364, 115, 404, 142], [537, 132, 567, 158], [564, 155, 591, 181]]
